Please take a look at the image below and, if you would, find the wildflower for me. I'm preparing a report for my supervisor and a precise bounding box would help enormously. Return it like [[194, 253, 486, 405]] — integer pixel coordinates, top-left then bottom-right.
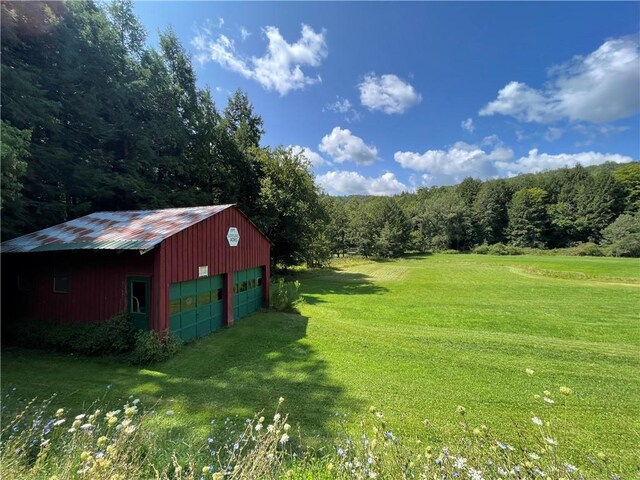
[[54, 419, 66, 427], [565, 464, 578, 474], [97, 436, 108, 447], [202, 465, 211, 474], [41, 439, 50, 448], [80, 450, 92, 461], [80, 423, 93, 430], [212, 474, 223, 480], [327, 463, 334, 472], [369, 405, 376, 413], [259, 416, 265, 423], [255, 424, 262, 431], [166, 410, 174, 416], [108, 416, 118, 426], [233, 443, 239, 451], [75, 414, 86, 421], [132, 398, 140, 405], [124, 425, 137, 435], [544, 437, 558, 446], [525, 368, 534, 376], [124, 406, 138, 417], [473, 427, 482, 436], [559, 386, 573, 396], [67, 428, 77, 433], [284, 423, 291, 432], [543, 397, 555, 404], [384, 431, 395, 441], [543, 390, 551, 396], [469, 468, 484, 480], [55, 408, 65, 418], [531, 416, 543, 426], [273, 413, 281, 422], [453, 456, 467, 469], [529, 452, 540, 460], [280, 433, 289, 444], [267, 424, 275, 433], [279, 397, 285, 404], [106, 445, 116, 456], [72, 420, 82, 429], [456, 405, 466, 415], [337, 447, 345, 457]]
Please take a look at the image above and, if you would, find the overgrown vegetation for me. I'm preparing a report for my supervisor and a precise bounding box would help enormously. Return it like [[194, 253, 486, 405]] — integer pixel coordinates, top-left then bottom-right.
[[130, 330, 183, 365], [2, 314, 135, 356], [1, 376, 631, 479], [269, 278, 302, 312]]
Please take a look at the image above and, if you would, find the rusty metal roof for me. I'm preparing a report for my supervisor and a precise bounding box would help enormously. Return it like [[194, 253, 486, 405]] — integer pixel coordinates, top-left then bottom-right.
[[1, 205, 234, 254]]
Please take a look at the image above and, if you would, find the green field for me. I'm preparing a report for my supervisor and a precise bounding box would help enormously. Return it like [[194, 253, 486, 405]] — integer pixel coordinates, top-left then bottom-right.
[[2, 254, 639, 470]]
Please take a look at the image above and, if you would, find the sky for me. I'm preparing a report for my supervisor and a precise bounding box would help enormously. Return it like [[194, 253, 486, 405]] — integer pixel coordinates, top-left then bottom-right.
[[134, 1, 640, 196]]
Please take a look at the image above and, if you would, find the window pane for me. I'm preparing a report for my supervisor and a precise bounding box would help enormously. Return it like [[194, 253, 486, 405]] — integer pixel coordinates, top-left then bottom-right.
[[198, 291, 211, 306], [181, 295, 196, 312], [170, 299, 181, 315], [54, 273, 70, 294], [131, 281, 147, 313], [240, 281, 247, 292], [257, 277, 262, 287], [217, 288, 223, 301]]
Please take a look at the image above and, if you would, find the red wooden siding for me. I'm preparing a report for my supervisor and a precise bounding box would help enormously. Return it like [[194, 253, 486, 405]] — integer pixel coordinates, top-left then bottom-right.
[[2, 250, 154, 324], [153, 206, 270, 331]]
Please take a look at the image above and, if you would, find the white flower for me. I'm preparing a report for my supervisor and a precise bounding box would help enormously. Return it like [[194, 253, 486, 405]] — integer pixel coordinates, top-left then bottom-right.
[[53, 419, 66, 427], [545, 437, 558, 445], [529, 452, 541, 460], [279, 397, 285, 404], [279, 433, 289, 444], [132, 398, 140, 405], [80, 423, 93, 430], [525, 368, 534, 376], [531, 416, 543, 426], [469, 468, 484, 480], [453, 457, 467, 469], [255, 424, 263, 431], [75, 414, 86, 420], [166, 410, 174, 416], [273, 413, 281, 422], [543, 397, 555, 404], [267, 424, 275, 433]]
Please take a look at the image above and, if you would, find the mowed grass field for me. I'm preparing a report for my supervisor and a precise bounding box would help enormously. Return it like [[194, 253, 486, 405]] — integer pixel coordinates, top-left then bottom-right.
[[2, 254, 639, 470]]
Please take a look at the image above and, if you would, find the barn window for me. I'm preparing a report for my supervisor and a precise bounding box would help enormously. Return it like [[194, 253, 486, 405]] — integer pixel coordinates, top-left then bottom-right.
[[130, 281, 147, 313], [240, 281, 247, 292], [53, 268, 70, 294], [257, 277, 262, 287], [217, 288, 223, 301], [198, 291, 211, 306]]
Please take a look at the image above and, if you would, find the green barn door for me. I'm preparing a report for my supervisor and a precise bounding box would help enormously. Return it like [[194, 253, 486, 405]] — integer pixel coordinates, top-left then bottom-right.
[[234, 267, 263, 321], [128, 276, 150, 330], [169, 275, 224, 342]]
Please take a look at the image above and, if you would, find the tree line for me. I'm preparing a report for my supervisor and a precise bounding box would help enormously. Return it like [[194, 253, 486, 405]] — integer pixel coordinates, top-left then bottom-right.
[[2, 1, 639, 264], [321, 162, 640, 259]]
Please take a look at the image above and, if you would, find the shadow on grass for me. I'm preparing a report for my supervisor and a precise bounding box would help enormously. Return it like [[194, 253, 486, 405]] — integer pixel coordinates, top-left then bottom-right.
[[300, 270, 388, 305], [0, 311, 359, 442]]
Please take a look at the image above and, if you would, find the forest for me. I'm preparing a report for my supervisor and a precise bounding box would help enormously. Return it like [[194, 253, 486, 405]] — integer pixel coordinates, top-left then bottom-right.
[[2, 0, 640, 262]]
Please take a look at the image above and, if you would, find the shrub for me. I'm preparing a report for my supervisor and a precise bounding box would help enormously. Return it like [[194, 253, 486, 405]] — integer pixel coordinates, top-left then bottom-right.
[[270, 278, 302, 312], [575, 242, 605, 257], [2, 314, 136, 356], [131, 330, 182, 365], [472, 243, 523, 256], [601, 212, 640, 257]]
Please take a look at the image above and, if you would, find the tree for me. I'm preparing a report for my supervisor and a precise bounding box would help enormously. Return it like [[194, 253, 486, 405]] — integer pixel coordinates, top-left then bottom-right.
[[254, 147, 324, 267], [601, 212, 640, 257], [473, 180, 510, 245], [613, 163, 640, 213], [507, 187, 549, 247], [1, 121, 30, 208]]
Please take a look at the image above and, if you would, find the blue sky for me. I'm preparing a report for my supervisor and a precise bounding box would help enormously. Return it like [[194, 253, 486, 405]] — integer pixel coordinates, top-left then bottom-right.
[[134, 1, 640, 195]]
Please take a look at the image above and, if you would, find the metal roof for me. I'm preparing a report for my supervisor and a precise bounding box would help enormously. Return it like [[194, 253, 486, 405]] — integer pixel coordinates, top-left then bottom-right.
[[1, 205, 234, 254]]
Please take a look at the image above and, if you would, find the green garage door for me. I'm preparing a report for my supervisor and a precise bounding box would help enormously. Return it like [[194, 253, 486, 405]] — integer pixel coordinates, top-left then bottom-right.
[[233, 267, 263, 321], [169, 275, 224, 342]]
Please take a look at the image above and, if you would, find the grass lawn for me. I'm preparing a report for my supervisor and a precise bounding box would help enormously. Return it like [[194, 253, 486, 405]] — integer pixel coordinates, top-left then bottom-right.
[[2, 254, 639, 472]]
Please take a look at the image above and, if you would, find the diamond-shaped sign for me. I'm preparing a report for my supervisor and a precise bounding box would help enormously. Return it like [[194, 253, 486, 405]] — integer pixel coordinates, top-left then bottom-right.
[[227, 227, 240, 247]]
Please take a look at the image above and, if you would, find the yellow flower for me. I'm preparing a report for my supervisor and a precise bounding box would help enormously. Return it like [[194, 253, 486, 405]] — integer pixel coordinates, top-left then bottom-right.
[[108, 416, 118, 426], [543, 390, 551, 396], [327, 463, 334, 472], [55, 408, 64, 418], [72, 420, 82, 429], [80, 451, 92, 461], [559, 386, 573, 396], [279, 397, 285, 404], [456, 405, 466, 415], [525, 368, 534, 376], [97, 436, 108, 447], [284, 423, 291, 432], [202, 466, 210, 474]]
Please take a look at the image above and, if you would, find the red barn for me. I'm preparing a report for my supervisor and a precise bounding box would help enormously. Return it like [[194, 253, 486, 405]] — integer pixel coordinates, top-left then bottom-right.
[[1, 205, 270, 342]]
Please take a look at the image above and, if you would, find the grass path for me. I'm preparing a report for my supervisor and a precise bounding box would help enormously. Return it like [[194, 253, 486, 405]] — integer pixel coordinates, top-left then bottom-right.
[[2, 254, 639, 471]]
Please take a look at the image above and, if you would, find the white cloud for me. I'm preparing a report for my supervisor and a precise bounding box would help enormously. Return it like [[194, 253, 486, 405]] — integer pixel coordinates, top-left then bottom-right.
[[239, 26, 251, 41], [288, 145, 325, 167], [394, 140, 511, 184], [316, 171, 409, 196], [324, 96, 361, 122], [544, 127, 563, 142], [193, 24, 327, 96], [395, 137, 635, 185], [358, 73, 422, 114], [480, 36, 640, 124], [318, 127, 378, 165], [461, 117, 475, 133], [497, 149, 635, 176]]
